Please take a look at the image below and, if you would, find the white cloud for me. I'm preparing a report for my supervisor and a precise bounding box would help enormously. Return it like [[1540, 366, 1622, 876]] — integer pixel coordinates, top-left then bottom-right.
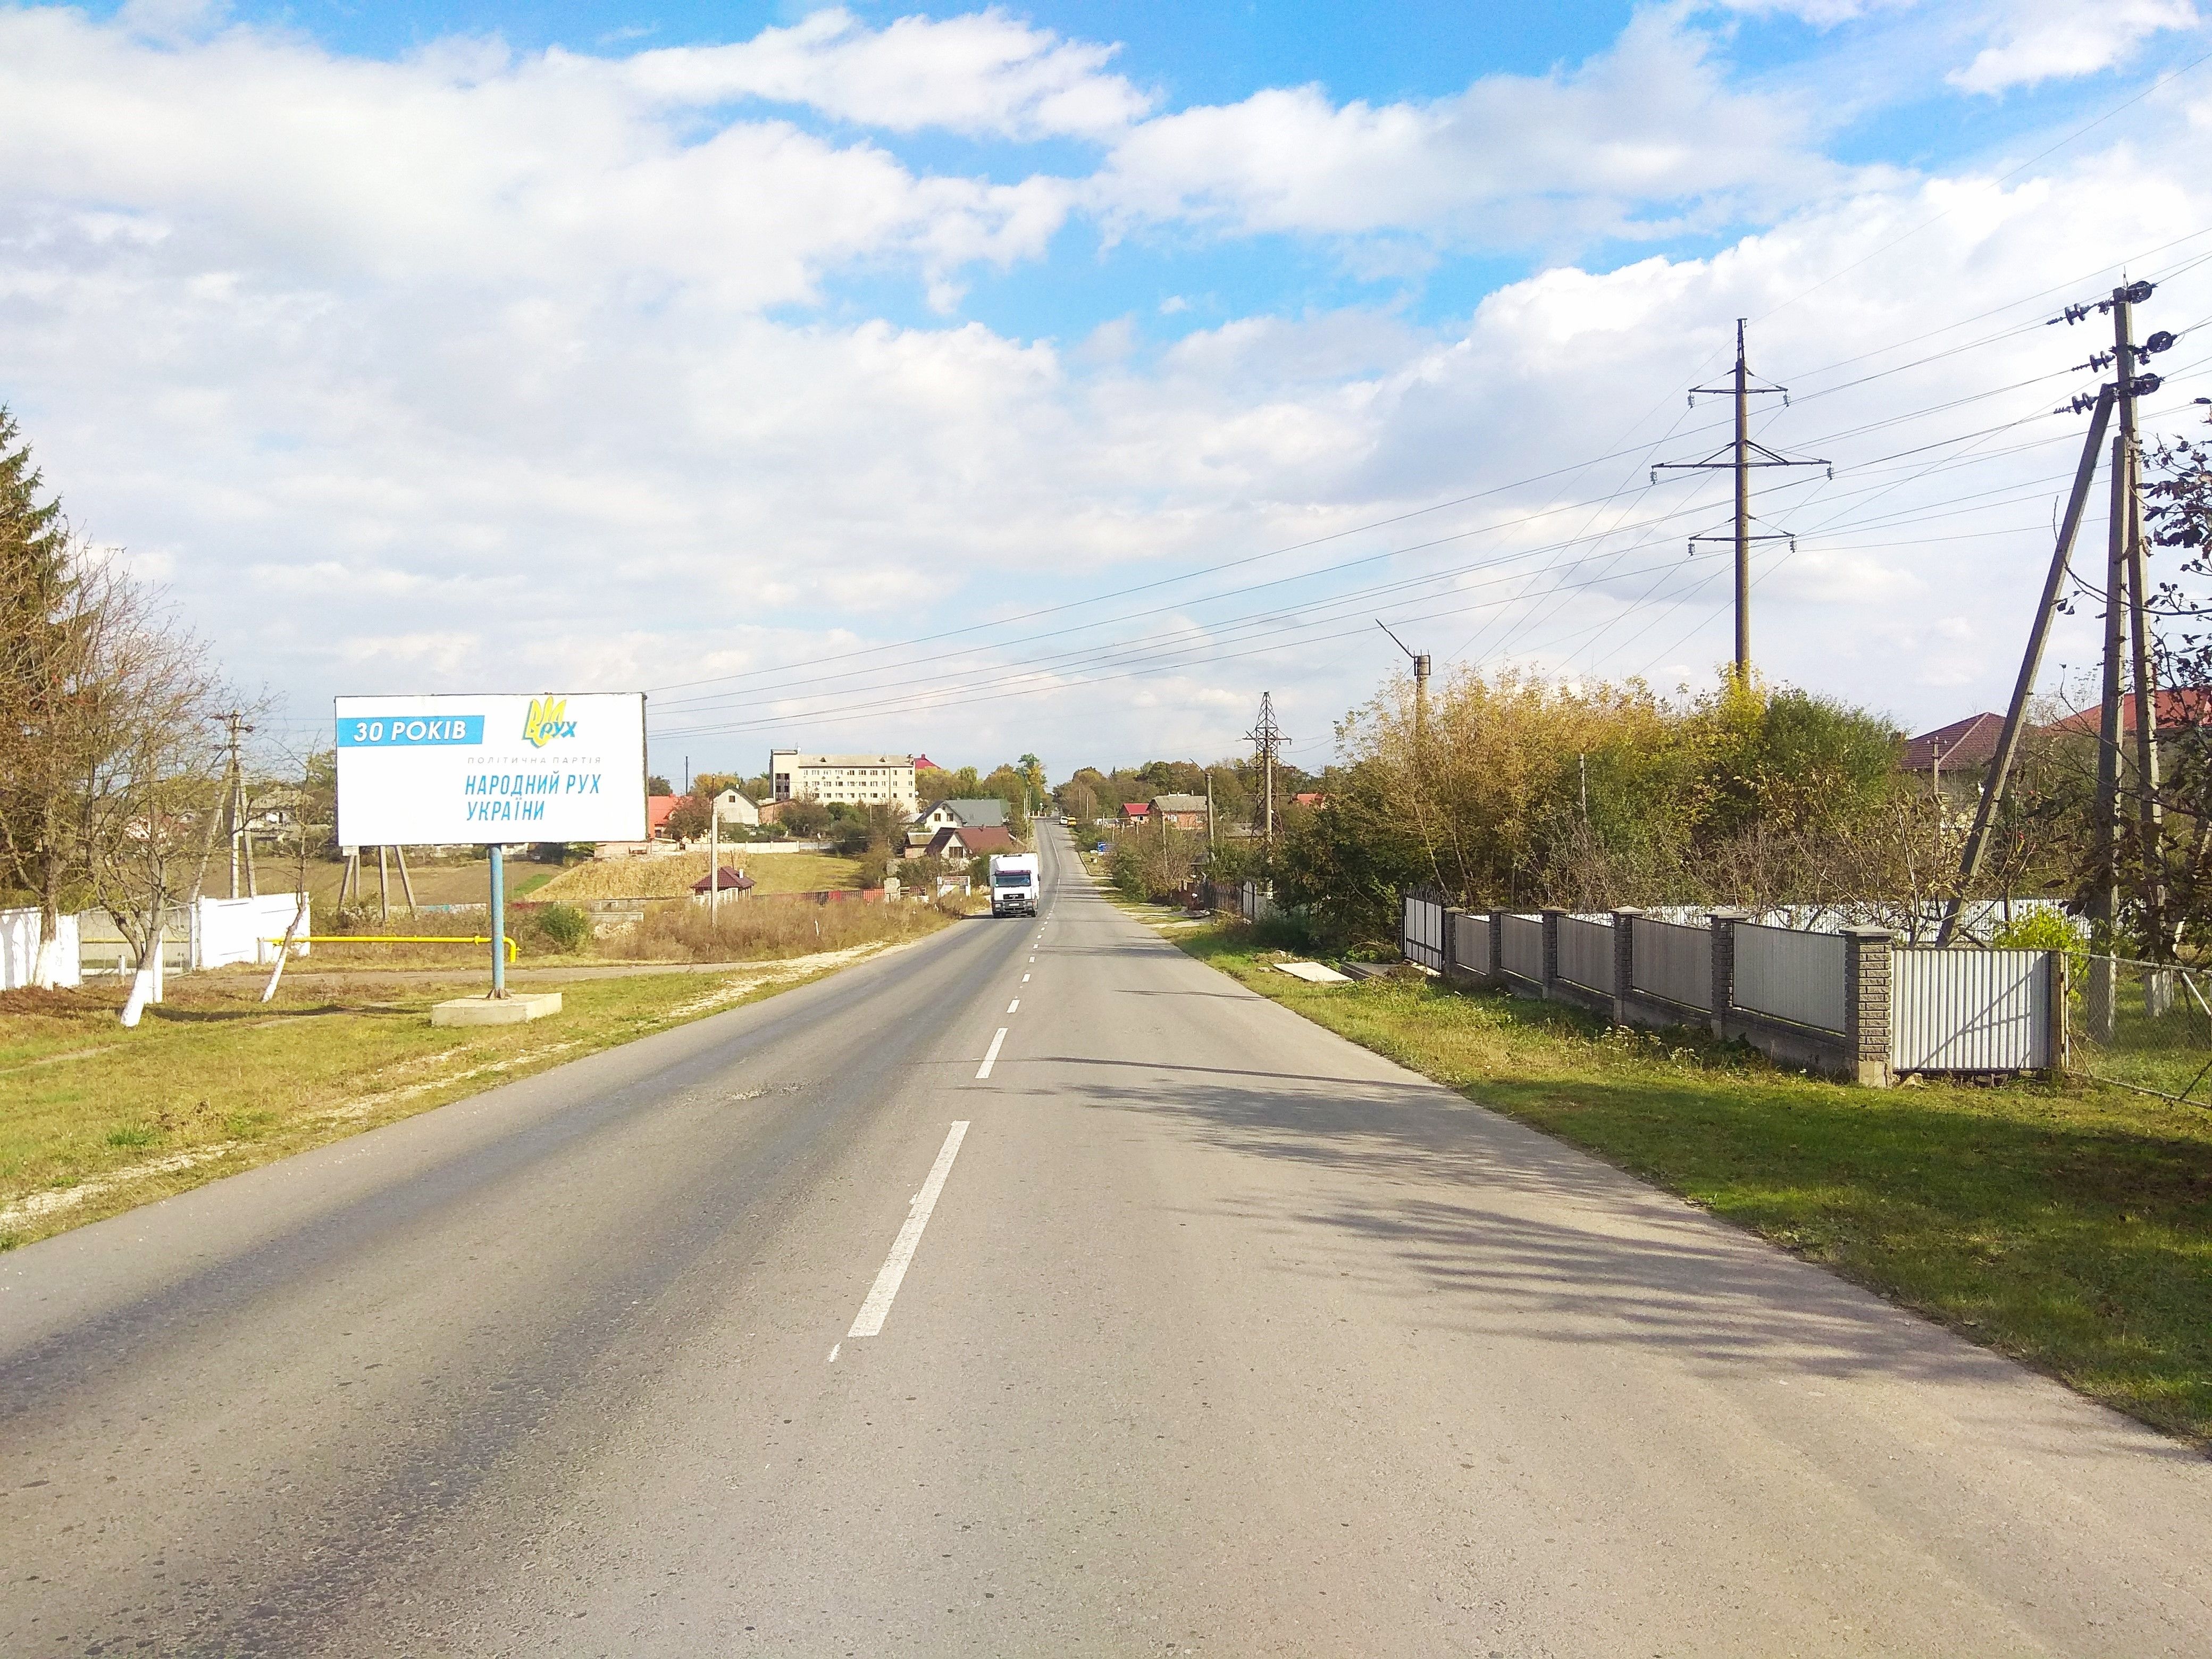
[[619, 6, 1152, 139], [1093, 11, 1890, 249], [0, 7, 1074, 309], [1700, 0, 1917, 26], [1949, 0, 2201, 94]]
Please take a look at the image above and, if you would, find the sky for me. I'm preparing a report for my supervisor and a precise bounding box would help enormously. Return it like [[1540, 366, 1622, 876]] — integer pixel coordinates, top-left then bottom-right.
[[3, 0, 2211, 784]]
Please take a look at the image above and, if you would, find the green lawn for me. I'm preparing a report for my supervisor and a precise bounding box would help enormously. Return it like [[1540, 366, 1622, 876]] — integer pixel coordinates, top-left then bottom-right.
[[2071, 957, 2212, 1104], [1177, 925, 2212, 1448]]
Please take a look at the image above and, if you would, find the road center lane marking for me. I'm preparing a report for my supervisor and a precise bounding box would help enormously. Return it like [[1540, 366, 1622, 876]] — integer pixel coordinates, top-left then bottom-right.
[[1021, 974, 1029, 983], [976, 1027, 1008, 1078], [848, 1121, 970, 1339], [1007, 999, 1019, 1012]]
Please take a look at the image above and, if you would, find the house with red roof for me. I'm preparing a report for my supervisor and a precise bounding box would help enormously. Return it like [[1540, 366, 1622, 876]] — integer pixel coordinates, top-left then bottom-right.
[[2039, 688, 2212, 739], [1902, 714, 2004, 774]]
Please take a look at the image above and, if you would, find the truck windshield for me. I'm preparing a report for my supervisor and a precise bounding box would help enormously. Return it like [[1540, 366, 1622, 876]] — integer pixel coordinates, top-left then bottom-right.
[[995, 872, 1032, 886]]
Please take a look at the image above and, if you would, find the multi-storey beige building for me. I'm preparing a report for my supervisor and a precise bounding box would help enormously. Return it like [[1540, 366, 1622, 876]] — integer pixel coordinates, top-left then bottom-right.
[[768, 750, 919, 814]]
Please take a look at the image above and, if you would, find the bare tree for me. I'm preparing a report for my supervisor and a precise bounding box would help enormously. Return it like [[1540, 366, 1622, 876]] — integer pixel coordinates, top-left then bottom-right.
[[76, 588, 231, 1021]]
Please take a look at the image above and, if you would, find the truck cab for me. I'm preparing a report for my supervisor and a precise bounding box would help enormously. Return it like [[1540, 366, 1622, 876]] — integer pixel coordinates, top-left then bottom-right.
[[988, 853, 1039, 917]]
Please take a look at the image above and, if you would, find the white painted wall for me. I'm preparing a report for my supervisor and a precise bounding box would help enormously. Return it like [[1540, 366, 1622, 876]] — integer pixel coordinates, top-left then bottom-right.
[[0, 908, 83, 990], [195, 893, 309, 968]]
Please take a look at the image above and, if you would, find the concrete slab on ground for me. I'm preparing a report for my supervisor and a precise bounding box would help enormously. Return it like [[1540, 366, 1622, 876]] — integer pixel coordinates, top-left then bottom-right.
[[431, 992, 563, 1026], [1276, 960, 1352, 983]]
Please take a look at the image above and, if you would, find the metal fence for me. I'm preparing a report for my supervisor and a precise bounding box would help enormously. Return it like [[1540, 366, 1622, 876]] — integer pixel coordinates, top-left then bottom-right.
[[1732, 921, 1847, 1033], [1501, 914, 1544, 981], [1628, 916, 1707, 1008], [1402, 892, 1446, 971], [1556, 915, 1613, 992], [1451, 910, 1488, 975], [1891, 948, 2051, 1073], [2073, 955, 2212, 1102], [1630, 916, 1710, 1010]]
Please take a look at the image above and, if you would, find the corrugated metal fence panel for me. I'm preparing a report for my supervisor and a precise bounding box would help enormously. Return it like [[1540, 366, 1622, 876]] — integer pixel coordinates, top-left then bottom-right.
[[1892, 948, 2050, 1071], [1733, 923, 1846, 1032], [1631, 917, 1710, 1010], [1501, 914, 1544, 981], [1402, 894, 1445, 970], [1557, 916, 1613, 992], [1451, 911, 1489, 974]]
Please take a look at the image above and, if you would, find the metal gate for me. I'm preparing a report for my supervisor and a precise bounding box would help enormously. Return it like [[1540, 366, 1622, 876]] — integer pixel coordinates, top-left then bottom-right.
[[1891, 948, 2051, 1073], [1402, 890, 1445, 971]]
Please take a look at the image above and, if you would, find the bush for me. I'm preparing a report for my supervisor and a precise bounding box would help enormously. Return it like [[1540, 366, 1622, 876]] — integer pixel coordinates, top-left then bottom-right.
[[1250, 908, 1323, 953], [1990, 907, 2089, 985], [533, 903, 592, 953]]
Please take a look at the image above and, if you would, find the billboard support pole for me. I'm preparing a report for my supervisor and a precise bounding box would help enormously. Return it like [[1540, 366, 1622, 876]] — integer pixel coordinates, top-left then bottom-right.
[[489, 844, 507, 999]]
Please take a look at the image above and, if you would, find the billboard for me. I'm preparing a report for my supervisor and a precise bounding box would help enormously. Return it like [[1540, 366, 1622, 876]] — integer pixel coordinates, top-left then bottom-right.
[[334, 693, 648, 847]]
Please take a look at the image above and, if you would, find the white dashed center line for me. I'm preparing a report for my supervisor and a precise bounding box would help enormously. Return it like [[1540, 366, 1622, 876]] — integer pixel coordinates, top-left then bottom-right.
[[847, 1121, 970, 1339], [976, 1027, 1008, 1078], [1007, 999, 1019, 1013]]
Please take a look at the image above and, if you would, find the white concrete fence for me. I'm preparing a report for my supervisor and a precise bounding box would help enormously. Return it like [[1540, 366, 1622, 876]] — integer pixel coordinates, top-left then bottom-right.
[[1401, 893, 2062, 1085], [0, 909, 82, 991], [50, 894, 310, 986]]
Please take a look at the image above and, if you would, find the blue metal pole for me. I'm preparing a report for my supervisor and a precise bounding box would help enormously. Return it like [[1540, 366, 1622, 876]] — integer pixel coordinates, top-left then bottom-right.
[[489, 843, 507, 998]]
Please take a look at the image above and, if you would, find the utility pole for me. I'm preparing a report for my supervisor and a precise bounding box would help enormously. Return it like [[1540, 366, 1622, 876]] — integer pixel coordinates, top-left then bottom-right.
[[1941, 386, 2113, 949], [2092, 281, 2168, 967], [220, 711, 256, 899], [1377, 621, 1430, 747], [1655, 320, 1830, 683], [2116, 285, 2164, 953], [1941, 276, 2176, 959], [1247, 692, 1284, 845]]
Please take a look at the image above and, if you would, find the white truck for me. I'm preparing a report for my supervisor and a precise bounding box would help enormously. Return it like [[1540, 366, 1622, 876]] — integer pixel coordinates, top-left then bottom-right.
[[988, 852, 1039, 917]]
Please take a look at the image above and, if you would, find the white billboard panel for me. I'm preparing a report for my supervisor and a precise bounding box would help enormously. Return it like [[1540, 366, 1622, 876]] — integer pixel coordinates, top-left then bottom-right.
[[334, 693, 648, 846]]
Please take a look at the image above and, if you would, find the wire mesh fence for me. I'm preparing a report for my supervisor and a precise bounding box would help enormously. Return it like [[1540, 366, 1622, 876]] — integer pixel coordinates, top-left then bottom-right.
[[2075, 955, 2212, 1104]]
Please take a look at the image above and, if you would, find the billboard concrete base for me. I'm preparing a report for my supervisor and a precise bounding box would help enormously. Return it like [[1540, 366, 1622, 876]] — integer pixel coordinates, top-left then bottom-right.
[[431, 992, 562, 1026]]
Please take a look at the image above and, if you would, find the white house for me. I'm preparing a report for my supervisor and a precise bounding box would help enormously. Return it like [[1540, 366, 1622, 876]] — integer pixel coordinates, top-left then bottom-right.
[[711, 788, 761, 827], [916, 798, 1008, 832]]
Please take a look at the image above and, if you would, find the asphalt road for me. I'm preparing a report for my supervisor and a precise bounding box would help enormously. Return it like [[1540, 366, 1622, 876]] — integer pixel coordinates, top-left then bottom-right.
[[5, 825, 2210, 1656]]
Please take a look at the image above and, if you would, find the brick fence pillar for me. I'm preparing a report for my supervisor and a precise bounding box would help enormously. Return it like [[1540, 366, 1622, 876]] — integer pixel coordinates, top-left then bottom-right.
[[1441, 907, 1461, 980], [1540, 907, 1565, 1001], [1707, 909, 1749, 1039], [1610, 907, 1643, 1025], [1487, 910, 1504, 982], [1842, 926, 1895, 1087]]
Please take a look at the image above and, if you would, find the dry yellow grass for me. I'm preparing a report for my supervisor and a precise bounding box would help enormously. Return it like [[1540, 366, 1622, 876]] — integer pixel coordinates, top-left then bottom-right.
[[291, 854, 519, 910], [534, 850, 864, 901]]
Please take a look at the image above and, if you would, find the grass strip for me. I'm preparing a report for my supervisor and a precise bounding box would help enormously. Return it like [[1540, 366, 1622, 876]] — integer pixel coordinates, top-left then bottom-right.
[[1176, 924, 2212, 1448], [0, 946, 891, 1250]]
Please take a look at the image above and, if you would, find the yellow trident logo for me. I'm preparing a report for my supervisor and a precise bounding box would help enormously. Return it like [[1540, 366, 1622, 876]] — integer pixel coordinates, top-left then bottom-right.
[[522, 696, 573, 747]]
